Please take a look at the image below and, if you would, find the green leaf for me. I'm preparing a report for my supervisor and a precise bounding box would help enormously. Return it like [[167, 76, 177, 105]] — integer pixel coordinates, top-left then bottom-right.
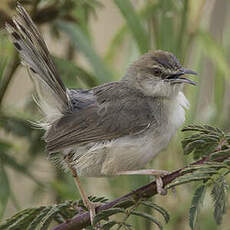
[[0, 55, 7, 82], [104, 26, 127, 65], [182, 124, 224, 136], [211, 177, 228, 225], [0, 115, 45, 158], [210, 149, 230, 160], [26, 207, 51, 230], [0, 201, 78, 230], [181, 124, 225, 159], [0, 208, 33, 229], [130, 211, 163, 230], [37, 206, 60, 230], [27, 130, 45, 157], [166, 173, 211, 189], [88, 195, 108, 203], [181, 163, 225, 175], [141, 201, 170, 223], [54, 57, 98, 88], [0, 163, 10, 219], [189, 184, 206, 230], [176, 0, 188, 58], [113, 199, 135, 209], [56, 21, 114, 83], [213, 68, 225, 124], [185, 163, 229, 176], [53, 213, 65, 224], [101, 221, 118, 230], [114, 0, 149, 53], [0, 208, 41, 230], [182, 139, 205, 155], [0, 151, 41, 186], [198, 30, 230, 82], [0, 140, 12, 152], [93, 208, 125, 225], [156, 0, 176, 52], [0, 115, 34, 138], [105, 2, 159, 64]]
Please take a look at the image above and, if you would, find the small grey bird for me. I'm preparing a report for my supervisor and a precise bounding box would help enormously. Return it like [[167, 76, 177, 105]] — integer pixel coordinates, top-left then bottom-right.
[[7, 4, 197, 225]]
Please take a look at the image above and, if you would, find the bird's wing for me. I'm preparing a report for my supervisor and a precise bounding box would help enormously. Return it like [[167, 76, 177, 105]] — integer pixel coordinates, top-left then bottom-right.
[[45, 82, 157, 152]]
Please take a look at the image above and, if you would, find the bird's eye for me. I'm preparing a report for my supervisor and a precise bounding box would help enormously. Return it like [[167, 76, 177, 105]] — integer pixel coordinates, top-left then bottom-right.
[[152, 68, 161, 76]]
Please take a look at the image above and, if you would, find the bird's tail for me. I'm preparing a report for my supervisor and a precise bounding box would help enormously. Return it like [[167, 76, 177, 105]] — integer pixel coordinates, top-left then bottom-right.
[[6, 4, 71, 128]]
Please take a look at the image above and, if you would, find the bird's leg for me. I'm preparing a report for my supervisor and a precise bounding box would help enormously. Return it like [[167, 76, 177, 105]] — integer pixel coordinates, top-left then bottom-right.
[[116, 169, 169, 195], [65, 156, 98, 226], [74, 174, 98, 226]]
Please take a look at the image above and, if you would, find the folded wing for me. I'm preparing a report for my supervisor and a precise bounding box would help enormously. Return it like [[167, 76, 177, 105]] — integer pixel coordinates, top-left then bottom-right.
[[45, 82, 157, 152]]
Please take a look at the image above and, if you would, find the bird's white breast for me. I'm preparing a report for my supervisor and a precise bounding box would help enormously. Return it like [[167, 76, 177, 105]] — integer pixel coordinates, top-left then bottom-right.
[[72, 92, 189, 177], [167, 91, 189, 133]]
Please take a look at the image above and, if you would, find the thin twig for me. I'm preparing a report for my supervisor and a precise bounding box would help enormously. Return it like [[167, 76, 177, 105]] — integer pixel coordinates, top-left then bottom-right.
[[52, 154, 229, 230]]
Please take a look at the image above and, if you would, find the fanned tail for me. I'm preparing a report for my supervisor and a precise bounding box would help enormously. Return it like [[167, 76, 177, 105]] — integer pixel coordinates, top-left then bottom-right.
[[6, 4, 71, 128]]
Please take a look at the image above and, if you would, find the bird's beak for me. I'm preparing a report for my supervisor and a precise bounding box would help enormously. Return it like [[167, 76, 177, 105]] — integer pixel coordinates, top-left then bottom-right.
[[166, 68, 197, 85]]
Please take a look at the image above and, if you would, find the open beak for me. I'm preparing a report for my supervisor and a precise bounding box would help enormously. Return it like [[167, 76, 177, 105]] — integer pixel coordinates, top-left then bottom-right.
[[166, 68, 198, 85]]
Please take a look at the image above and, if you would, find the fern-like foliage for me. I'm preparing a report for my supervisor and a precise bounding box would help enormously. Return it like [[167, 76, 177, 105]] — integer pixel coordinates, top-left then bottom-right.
[[181, 125, 230, 229], [182, 124, 229, 159], [0, 198, 168, 230], [211, 176, 228, 225], [189, 184, 206, 229], [0, 197, 107, 230], [1, 124, 230, 230], [91, 198, 170, 230], [0, 201, 77, 230]]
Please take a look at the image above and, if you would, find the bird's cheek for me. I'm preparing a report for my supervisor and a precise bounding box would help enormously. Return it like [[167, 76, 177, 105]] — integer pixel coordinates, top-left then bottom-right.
[[149, 81, 167, 97]]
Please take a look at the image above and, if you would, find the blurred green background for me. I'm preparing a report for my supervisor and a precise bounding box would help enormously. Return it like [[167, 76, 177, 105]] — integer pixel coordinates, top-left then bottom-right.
[[0, 0, 230, 229]]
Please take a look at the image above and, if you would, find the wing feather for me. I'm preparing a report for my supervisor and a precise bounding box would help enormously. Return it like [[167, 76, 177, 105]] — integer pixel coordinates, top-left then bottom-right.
[[45, 82, 157, 152]]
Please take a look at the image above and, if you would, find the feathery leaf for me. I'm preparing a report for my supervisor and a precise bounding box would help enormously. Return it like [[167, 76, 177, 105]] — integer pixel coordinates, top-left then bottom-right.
[[93, 208, 125, 225], [189, 185, 206, 230], [141, 201, 170, 223], [130, 211, 163, 230], [211, 177, 228, 225], [182, 124, 227, 159], [0, 201, 78, 230]]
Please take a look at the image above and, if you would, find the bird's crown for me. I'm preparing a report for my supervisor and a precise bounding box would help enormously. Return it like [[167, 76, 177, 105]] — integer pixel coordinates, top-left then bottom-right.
[[130, 50, 182, 77], [125, 50, 197, 86]]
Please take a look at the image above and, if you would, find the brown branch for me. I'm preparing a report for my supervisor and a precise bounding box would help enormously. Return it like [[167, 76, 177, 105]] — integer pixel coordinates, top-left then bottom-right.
[[52, 154, 229, 230]]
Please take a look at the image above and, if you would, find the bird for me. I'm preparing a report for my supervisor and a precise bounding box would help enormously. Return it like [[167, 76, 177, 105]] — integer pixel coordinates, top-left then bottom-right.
[[6, 3, 197, 226]]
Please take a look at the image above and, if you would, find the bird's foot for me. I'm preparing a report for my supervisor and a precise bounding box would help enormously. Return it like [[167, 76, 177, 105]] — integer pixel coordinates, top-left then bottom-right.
[[143, 169, 169, 195], [84, 199, 102, 227], [134, 169, 169, 195], [117, 169, 169, 196], [155, 174, 168, 195]]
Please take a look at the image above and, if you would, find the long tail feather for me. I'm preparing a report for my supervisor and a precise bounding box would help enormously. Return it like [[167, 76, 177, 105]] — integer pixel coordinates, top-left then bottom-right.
[[6, 4, 71, 127]]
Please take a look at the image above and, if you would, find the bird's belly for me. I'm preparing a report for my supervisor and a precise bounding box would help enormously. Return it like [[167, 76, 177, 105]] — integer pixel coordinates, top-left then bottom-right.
[[71, 92, 188, 177], [72, 126, 176, 177]]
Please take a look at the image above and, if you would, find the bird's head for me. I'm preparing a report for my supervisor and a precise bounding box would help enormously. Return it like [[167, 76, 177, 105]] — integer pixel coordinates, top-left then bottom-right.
[[123, 50, 197, 98]]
